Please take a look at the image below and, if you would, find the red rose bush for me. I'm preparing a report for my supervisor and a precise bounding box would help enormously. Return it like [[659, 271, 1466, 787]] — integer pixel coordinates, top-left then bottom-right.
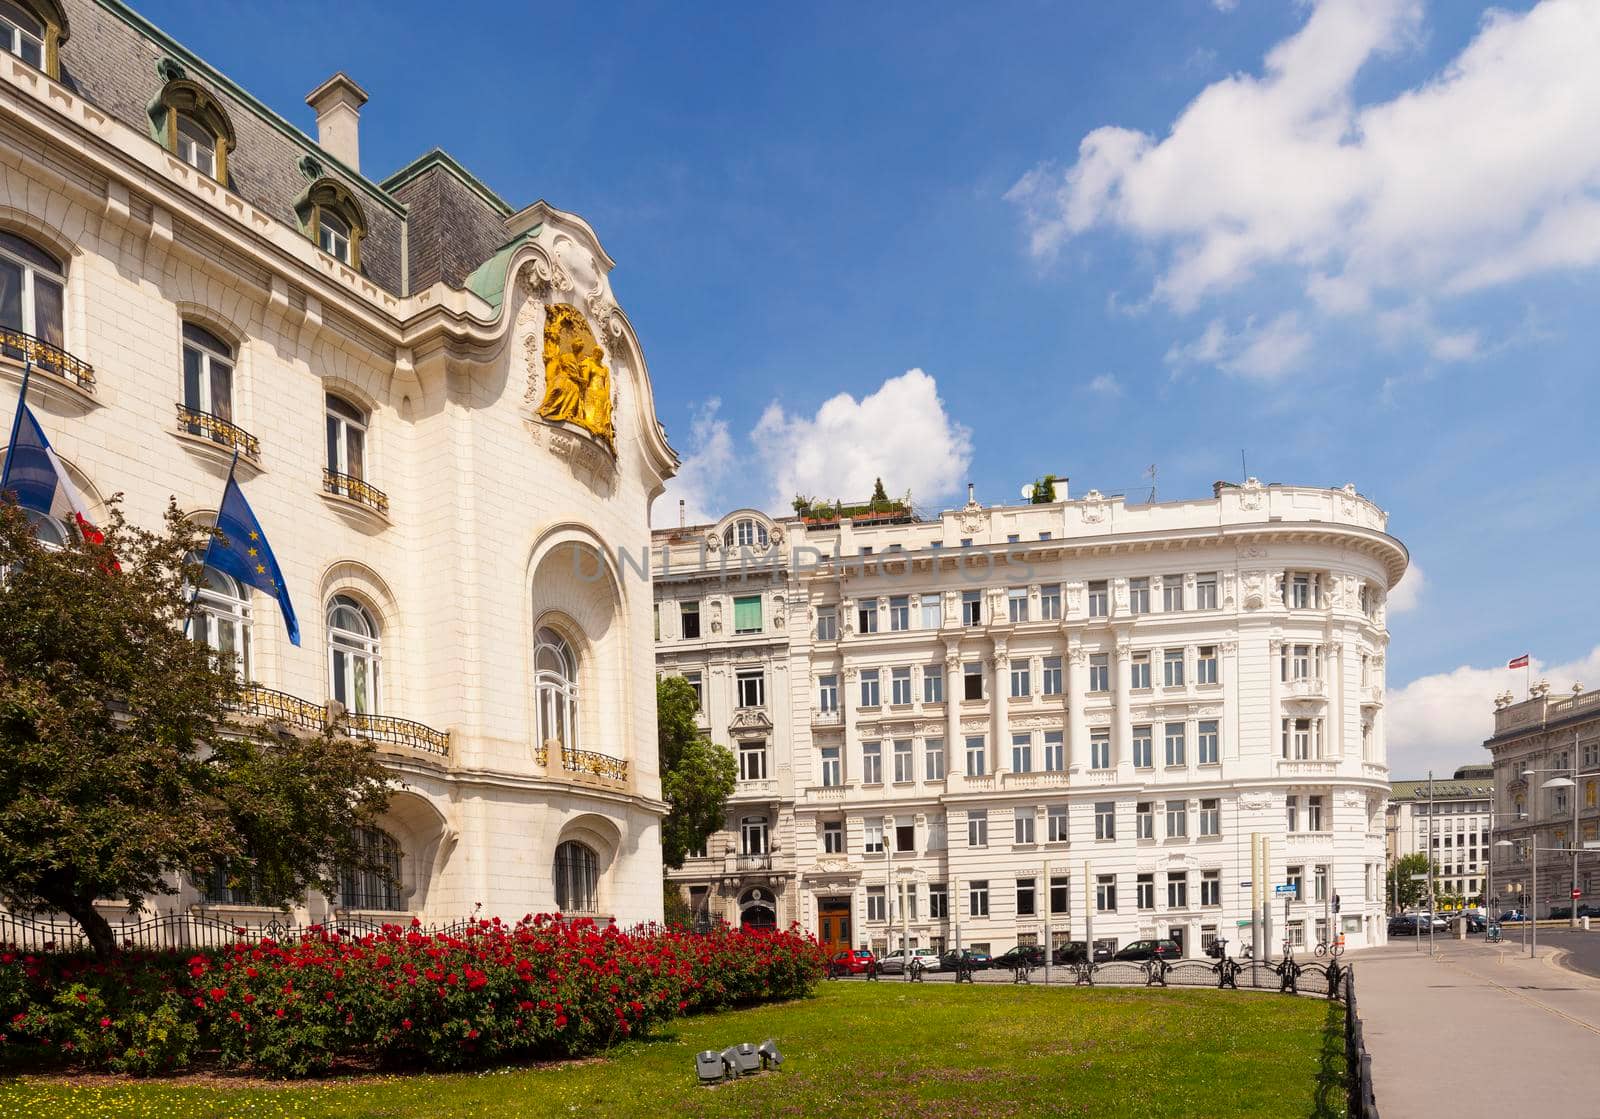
[[0, 915, 827, 1077]]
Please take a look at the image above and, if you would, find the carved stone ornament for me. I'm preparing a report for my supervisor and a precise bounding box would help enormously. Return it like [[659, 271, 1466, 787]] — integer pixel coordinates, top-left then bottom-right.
[[729, 709, 773, 738], [1241, 571, 1268, 611], [1237, 543, 1269, 561], [1085, 711, 1113, 726], [960, 719, 987, 734], [1239, 477, 1264, 511], [1339, 483, 1362, 519], [1238, 793, 1269, 811], [520, 254, 575, 298], [958, 497, 987, 536], [536, 303, 616, 450], [916, 721, 946, 736], [1341, 789, 1363, 807], [1068, 648, 1089, 666], [1081, 489, 1107, 525]]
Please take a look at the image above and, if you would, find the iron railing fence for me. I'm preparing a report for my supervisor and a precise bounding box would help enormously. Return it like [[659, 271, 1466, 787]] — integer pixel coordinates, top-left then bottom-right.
[[0, 912, 490, 953]]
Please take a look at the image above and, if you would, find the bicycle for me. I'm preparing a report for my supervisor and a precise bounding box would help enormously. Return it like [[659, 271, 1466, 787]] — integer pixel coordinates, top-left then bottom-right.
[[1313, 936, 1345, 959]]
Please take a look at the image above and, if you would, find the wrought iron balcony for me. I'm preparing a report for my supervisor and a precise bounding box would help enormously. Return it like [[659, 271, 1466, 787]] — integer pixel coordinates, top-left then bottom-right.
[[175, 403, 261, 460], [228, 685, 449, 759], [346, 712, 450, 757], [322, 469, 389, 516], [231, 684, 326, 732], [561, 745, 629, 784], [1, 328, 95, 391]]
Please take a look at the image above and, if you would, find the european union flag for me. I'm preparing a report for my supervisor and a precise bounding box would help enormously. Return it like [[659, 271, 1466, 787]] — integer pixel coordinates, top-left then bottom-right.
[[203, 473, 300, 646]]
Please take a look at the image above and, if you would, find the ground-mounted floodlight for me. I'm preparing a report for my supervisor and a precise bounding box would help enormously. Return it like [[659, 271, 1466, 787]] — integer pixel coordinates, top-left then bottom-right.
[[757, 1038, 783, 1069], [720, 1046, 742, 1079], [697, 1049, 727, 1084], [733, 1042, 761, 1075]]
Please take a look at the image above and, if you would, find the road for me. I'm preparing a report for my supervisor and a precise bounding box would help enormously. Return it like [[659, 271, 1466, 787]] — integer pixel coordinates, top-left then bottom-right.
[[1523, 927, 1600, 978]]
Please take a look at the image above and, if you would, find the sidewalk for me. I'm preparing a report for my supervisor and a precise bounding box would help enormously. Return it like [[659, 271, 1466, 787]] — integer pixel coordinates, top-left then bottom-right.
[[1353, 938, 1600, 1117]]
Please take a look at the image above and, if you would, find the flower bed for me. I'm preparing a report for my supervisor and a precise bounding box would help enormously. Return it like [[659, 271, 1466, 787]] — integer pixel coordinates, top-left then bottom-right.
[[0, 916, 827, 1078]]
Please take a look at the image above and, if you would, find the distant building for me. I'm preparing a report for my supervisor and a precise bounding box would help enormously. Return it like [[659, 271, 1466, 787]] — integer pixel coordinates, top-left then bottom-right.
[[1486, 684, 1600, 918], [1385, 766, 1494, 908]]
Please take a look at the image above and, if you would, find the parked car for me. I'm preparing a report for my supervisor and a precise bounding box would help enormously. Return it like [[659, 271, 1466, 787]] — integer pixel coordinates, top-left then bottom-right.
[[1112, 938, 1182, 962], [939, 948, 992, 970], [1462, 913, 1486, 933], [1498, 909, 1528, 923], [877, 948, 941, 974], [1052, 941, 1091, 965], [1387, 916, 1422, 936], [829, 949, 876, 975], [992, 944, 1047, 970]]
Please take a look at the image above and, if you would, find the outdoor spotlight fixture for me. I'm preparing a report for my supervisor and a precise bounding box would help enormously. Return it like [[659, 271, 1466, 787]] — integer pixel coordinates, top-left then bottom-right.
[[696, 1050, 726, 1084], [757, 1038, 784, 1069], [734, 1041, 762, 1075], [720, 1045, 742, 1079]]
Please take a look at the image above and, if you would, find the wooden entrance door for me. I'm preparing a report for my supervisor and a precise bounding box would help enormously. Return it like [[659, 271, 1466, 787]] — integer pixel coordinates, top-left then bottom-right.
[[817, 900, 851, 955]]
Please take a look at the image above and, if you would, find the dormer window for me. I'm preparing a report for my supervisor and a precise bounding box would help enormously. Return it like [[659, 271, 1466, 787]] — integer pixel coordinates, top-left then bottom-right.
[[0, 1, 43, 68], [297, 179, 365, 269], [724, 517, 768, 549], [318, 210, 351, 264], [150, 76, 236, 184], [176, 114, 216, 177]]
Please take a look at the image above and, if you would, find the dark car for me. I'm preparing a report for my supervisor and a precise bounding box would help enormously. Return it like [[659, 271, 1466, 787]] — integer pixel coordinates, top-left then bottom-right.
[[1052, 941, 1091, 965], [940, 948, 992, 970], [1462, 913, 1486, 933], [829, 949, 876, 975], [1387, 916, 1420, 936], [1112, 938, 1182, 962], [992, 945, 1046, 970], [1498, 909, 1528, 922]]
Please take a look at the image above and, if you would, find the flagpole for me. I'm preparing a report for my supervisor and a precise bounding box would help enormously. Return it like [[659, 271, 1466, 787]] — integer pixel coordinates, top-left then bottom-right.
[[188, 448, 241, 621], [1, 360, 31, 492]]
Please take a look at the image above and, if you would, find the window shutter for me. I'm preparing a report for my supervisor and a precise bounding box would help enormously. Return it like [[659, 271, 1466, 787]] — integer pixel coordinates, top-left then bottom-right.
[[733, 595, 762, 632]]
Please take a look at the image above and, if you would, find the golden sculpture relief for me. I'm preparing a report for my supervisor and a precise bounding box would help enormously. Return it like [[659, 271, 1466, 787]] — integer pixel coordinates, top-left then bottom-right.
[[537, 303, 615, 449]]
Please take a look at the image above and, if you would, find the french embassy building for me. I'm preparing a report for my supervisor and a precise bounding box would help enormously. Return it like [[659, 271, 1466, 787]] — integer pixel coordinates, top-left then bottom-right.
[[657, 481, 1407, 958], [0, 1, 678, 927]]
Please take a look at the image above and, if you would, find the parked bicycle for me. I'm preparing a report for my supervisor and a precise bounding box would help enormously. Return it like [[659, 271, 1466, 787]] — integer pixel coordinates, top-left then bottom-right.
[[1313, 935, 1345, 958]]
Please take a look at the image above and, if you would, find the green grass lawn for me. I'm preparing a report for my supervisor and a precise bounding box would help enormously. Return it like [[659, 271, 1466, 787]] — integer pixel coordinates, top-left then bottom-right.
[[0, 983, 1346, 1118]]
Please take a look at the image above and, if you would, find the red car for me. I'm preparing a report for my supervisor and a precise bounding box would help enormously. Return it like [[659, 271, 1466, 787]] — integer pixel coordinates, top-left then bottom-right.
[[829, 949, 876, 975]]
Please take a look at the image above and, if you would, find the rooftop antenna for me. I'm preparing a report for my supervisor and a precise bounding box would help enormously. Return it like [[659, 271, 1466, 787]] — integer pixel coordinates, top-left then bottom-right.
[[1144, 463, 1157, 503], [1241, 450, 1247, 482]]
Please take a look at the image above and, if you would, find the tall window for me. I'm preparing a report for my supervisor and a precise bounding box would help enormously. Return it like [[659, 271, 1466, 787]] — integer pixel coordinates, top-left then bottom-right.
[[1094, 801, 1115, 841], [1047, 804, 1069, 842], [1010, 659, 1031, 698], [739, 740, 767, 782], [1196, 645, 1218, 684], [0, 231, 64, 357], [890, 666, 912, 705], [1165, 799, 1188, 838], [180, 323, 234, 432], [929, 883, 948, 919], [1286, 794, 1300, 833], [1039, 584, 1062, 619], [1008, 587, 1028, 623], [1167, 872, 1188, 909], [1132, 725, 1153, 769], [1096, 874, 1117, 912], [1201, 870, 1221, 906], [1195, 572, 1218, 609], [176, 113, 218, 177], [967, 809, 988, 847], [533, 625, 586, 750], [554, 840, 598, 912], [1288, 572, 1320, 609], [1014, 807, 1035, 845], [925, 738, 945, 781], [1087, 580, 1108, 618], [888, 595, 910, 631], [1127, 577, 1150, 615], [1162, 648, 1184, 688], [740, 816, 768, 855], [679, 600, 700, 639], [733, 595, 763, 634], [862, 741, 882, 784], [0, 1, 44, 68], [857, 597, 879, 633], [819, 745, 841, 786], [866, 886, 887, 922], [1307, 794, 1325, 832], [325, 394, 367, 480], [191, 564, 251, 681], [816, 606, 837, 641], [328, 595, 381, 715], [1164, 722, 1186, 767], [318, 208, 352, 264], [1016, 877, 1036, 916], [863, 819, 884, 854], [817, 674, 838, 712], [1090, 729, 1112, 771], [923, 663, 944, 703], [962, 590, 982, 626], [1162, 577, 1184, 612], [1130, 652, 1151, 690], [1041, 656, 1063, 696], [737, 668, 765, 707], [965, 735, 986, 776], [341, 825, 403, 911], [1136, 801, 1154, 840], [968, 880, 989, 917], [683, 670, 703, 709], [893, 739, 914, 782], [1088, 654, 1110, 692], [963, 661, 984, 701], [1136, 873, 1155, 910], [823, 820, 844, 854], [1042, 730, 1064, 772], [1200, 798, 1221, 837], [921, 596, 942, 629], [860, 669, 881, 708], [1050, 875, 1069, 914]]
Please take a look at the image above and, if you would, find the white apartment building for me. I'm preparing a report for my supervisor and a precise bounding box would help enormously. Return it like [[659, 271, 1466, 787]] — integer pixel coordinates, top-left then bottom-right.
[[1, 1, 676, 928], [1486, 684, 1600, 918], [657, 479, 1405, 957], [1385, 767, 1494, 908]]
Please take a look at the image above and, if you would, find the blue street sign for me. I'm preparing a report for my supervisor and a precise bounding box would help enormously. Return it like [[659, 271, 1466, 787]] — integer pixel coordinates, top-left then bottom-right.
[[1275, 884, 1298, 896]]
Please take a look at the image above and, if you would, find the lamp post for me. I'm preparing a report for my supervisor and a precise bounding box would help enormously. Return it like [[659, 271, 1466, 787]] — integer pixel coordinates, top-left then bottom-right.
[[1517, 745, 1597, 930]]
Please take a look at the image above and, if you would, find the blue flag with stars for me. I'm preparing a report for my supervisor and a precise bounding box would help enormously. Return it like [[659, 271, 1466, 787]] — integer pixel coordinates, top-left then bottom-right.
[[203, 472, 300, 645]]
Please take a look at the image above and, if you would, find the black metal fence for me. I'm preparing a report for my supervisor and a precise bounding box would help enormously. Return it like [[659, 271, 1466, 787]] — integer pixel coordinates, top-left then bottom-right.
[[1344, 966, 1380, 1119], [0, 912, 481, 953]]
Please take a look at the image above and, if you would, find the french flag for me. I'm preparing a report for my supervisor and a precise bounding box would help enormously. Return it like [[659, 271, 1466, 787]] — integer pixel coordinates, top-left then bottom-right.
[[2, 369, 97, 540]]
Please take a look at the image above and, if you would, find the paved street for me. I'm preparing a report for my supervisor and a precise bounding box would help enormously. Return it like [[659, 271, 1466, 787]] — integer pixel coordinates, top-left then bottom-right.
[[1520, 927, 1600, 979], [1353, 939, 1600, 1118]]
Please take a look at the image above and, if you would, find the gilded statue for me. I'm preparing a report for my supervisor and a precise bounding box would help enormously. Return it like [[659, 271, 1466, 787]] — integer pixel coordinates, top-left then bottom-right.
[[537, 303, 615, 449]]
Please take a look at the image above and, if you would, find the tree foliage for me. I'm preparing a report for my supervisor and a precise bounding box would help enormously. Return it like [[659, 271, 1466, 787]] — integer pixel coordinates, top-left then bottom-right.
[[0, 499, 393, 956], [1385, 853, 1441, 911], [656, 675, 735, 871]]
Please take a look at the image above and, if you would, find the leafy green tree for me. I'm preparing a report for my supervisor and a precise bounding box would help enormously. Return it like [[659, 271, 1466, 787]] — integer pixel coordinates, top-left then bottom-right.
[[1385, 853, 1441, 912], [1031, 474, 1058, 504], [657, 675, 735, 870], [0, 499, 393, 957]]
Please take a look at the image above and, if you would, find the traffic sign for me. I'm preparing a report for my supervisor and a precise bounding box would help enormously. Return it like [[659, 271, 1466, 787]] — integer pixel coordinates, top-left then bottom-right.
[[1235, 919, 1253, 928], [1573, 889, 1582, 899], [1275, 884, 1298, 896]]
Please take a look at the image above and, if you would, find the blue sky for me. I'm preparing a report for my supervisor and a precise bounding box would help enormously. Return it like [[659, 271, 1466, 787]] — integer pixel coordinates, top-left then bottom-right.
[[139, 0, 1600, 773]]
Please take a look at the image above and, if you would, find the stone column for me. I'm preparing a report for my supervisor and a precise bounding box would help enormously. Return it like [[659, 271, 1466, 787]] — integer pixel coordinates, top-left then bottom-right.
[[1268, 637, 1283, 762], [944, 644, 961, 785], [1067, 640, 1087, 773], [1114, 635, 1132, 776], [843, 665, 859, 783], [991, 638, 1010, 774]]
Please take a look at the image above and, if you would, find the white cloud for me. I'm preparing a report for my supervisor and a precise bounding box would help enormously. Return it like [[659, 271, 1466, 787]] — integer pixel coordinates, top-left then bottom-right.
[[1213, 0, 1239, 11], [652, 399, 733, 528], [1388, 647, 1600, 777], [1008, 0, 1600, 343], [753, 369, 972, 511], [1386, 561, 1424, 613], [1086, 373, 1123, 396], [1163, 313, 1310, 380]]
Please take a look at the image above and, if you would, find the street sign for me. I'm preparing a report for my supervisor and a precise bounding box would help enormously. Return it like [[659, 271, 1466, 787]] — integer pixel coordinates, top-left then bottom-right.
[[1573, 889, 1582, 899], [1410, 874, 1429, 881], [1236, 919, 1253, 927], [1240, 880, 1252, 888], [1275, 884, 1298, 896]]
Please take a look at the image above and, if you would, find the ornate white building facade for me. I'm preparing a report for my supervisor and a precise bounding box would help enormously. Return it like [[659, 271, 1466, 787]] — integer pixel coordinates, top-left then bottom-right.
[[0, 1, 675, 928], [657, 481, 1405, 957]]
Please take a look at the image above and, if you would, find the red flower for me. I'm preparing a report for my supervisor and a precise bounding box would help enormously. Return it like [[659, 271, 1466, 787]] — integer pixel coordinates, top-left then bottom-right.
[[209, 987, 227, 1002], [99, 1017, 111, 1028], [402, 1018, 413, 1029]]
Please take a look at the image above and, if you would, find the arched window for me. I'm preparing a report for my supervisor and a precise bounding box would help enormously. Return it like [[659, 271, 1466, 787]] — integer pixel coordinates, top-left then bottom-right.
[[554, 840, 598, 913], [149, 78, 236, 183], [724, 518, 768, 549], [0, 230, 64, 356], [535, 627, 579, 752], [296, 178, 366, 268], [325, 393, 367, 480], [190, 562, 251, 681], [0, 0, 64, 78], [328, 593, 380, 714], [340, 824, 403, 911], [181, 322, 233, 432]]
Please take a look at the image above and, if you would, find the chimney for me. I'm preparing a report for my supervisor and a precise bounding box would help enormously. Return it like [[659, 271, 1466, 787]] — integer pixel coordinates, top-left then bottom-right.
[[679, 499, 686, 529], [305, 72, 369, 172]]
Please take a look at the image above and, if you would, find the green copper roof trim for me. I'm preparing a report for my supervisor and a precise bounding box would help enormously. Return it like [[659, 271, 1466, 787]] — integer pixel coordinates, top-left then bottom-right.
[[91, 0, 406, 217], [463, 228, 542, 308], [381, 149, 514, 218]]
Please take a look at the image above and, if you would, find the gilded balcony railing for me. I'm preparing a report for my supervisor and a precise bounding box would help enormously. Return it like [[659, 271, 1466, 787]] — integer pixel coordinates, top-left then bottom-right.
[[1, 328, 95, 391], [346, 712, 450, 757], [230, 684, 327, 732], [561, 745, 628, 784], [175, 403, 261, 460], [322, 469, 389, 516]]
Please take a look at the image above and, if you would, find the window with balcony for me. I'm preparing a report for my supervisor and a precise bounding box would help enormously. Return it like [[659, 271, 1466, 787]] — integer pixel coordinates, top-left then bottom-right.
[[1041, 656, 1063, 696], [737, 668, 765, 708], [893, 739, 914, 782], [1095, 801, 1116, 840], [1010, 659, 1031, 698], [816, 606, 837, 641], [1042, 730, 1064, 772], [1090, 728, 1112, 771], [962, 590, 983, 626], [329, 594, 381, 715], [817, 674, 838, 712], [1132, 724, 1153, 769], [1087, 580, 1109, 618], [823, 820, 844, 854], [1048, 804, 1069, 842], [1136, 801, 1154, 840], [1200, 798, 1220, 836], [1088, 653, 1110, 692], [925, 737, 946, 780], [864, 820, 884, 854], [888, 595, 910, 631], [1040, 583, 1062, 619], [741, 816, 768, 856], [890, 666, 912, 705], [1165, 799, 1188, 838], [178, 322, 245, 451], [679, 600, 700, 639], [967, 809, 988, 847], [1128, 577, 1150, 615], [1164, 722, 1186, 767], [1014, 807, 1035, 845], [1162, 648, 1184, 688], [733, 594, 763, 634], [923, 663, 944, 703], [859, 668, 881, 708], [1011, 733, 1033, 773], [965, 735, 987, 776], [1197, 645, 1218, 685], [1162, 577, 1185, 612], [1198, 720, 1219, 765], [1008, 587, 1029, 623], [819, 745, 841, 786], [963, 661, 984, 701], [739, 740, 767, 782], [862, 740, 882, 784]]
